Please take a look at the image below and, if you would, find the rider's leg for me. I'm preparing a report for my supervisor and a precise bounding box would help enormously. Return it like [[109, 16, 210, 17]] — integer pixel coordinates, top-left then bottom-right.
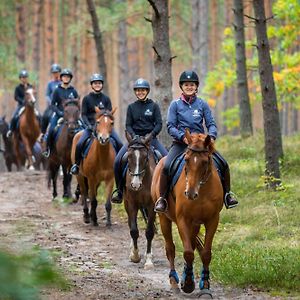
[[111, 144, 128, 203], [70, 129, 91, 175], [43, 114, 58, 157], [7, 106, 22, 137], [151, 138, 168, 157], [111, 129, 124, 153]]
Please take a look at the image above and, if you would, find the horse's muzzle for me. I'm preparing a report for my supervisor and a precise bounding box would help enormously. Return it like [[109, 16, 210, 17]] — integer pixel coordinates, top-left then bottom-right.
[[185, 190, 198, 200], [98, 134, 110, 144]]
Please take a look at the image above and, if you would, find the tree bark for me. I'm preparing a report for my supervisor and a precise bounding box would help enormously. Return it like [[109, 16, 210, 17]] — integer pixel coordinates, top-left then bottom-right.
[[86, 0, 108, 92], [253, 0, 283, 187], [148, 0, 173, 148], [233, 0, 253, 138], [191, 0, 209, 91], [16, 1, 26, 63]]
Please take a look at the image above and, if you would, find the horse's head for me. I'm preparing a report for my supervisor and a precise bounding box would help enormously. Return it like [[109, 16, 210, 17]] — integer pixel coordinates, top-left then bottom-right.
[[184, 129, 215, 200], [126, 131, 152, 191], [94, 107, 116, 145], [63, 99, 80, 133], [0, 115, 8, 134], [24, 88, 37, 107]]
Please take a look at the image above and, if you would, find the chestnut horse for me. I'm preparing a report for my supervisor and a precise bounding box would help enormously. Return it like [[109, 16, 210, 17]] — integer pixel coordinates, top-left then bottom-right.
[[13, 88, 40, 170], [48, 99, 80, 200], [123, 131, 156, 269], [151, 129, 223, 297], [71, 107, 116, 227]]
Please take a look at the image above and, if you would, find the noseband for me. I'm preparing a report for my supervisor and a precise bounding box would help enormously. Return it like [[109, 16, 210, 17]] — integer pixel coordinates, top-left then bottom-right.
[[185, 146, 211, 188]]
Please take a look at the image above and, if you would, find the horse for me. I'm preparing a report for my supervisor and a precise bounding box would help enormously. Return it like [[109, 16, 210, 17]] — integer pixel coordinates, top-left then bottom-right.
[[71, 107, 116, 227], [151, 129, 223, 297], [48, 99, 80, 200], [123, 131, 157, 269], [13, 88, 41, 170]]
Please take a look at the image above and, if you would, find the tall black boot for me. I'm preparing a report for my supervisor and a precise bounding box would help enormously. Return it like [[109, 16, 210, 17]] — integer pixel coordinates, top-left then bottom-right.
[[154, 172, 169, 213], [70, 143, 83, 175], [223, 168, 238, 209]]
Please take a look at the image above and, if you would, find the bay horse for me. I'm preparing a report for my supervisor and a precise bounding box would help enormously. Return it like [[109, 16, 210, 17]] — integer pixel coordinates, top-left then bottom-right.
[[151, 129, 223, 297], [71, 107, 116, 227], [13, 88, 40, 170], [48, 99, 80, 200], [123, 131, 156, 269]]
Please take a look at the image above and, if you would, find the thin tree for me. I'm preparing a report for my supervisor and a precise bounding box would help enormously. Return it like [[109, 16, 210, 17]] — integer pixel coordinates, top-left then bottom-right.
[[147, 0, 174, 147], [86, 0, 107, 92], [191, 0, 209, 91], [252, 0, 283, 187], [233, 0, 253, 138], [16, 2, 26, 63]]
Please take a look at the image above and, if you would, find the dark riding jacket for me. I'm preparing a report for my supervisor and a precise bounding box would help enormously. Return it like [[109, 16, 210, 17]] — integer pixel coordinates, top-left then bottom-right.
[[46, 80, 61, 106], [51, 84, 79, 117], [126, 98, 162, 138], [167, 95, 218, 142], [81, 92, 112, 127], [14, 83, 33, 106]]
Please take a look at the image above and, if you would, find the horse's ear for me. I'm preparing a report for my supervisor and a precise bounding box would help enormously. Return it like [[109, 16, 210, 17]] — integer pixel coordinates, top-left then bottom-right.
[[204, 135, 215, 152], [111, 107, 117, 115], [95, 106, 100, 114], [144, 132, 153, 145], [125, 130, 132, 143], [185, 128, 192, 144]]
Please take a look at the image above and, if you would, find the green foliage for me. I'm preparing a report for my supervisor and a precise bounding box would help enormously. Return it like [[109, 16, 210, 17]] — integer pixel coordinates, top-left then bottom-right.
[[0, 247, 68, 300]]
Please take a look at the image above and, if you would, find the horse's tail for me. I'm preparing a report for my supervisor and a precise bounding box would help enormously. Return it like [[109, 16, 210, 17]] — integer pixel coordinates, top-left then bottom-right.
[[195, 233, 204, 254]]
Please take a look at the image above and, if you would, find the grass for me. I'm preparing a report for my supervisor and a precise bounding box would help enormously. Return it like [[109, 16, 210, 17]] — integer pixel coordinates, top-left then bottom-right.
[[112, 133, 300, 297]]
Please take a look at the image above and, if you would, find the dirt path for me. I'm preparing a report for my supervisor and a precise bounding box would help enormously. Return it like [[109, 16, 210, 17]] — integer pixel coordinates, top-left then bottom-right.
[[0, 171, 283, 299]]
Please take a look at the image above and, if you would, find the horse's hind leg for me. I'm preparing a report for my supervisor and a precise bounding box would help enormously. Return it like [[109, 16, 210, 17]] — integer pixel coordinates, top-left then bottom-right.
[[104, 179, 113, 227], [78, 175, 90, 223], [159, 214, 180, 291], [49, 163, 59, 200], [144, 206, 155, 269], [62, 166, 72, 198]]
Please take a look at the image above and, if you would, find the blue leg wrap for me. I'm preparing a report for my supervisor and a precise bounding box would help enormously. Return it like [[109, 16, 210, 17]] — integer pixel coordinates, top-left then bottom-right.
[[199, 268, 210, 290], [169, 269, 179, 284], [181, 264, 194, 282]]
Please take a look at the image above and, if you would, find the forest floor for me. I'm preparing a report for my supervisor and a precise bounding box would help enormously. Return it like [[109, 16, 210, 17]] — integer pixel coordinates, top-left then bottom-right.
[[0, 170, 288, 299]]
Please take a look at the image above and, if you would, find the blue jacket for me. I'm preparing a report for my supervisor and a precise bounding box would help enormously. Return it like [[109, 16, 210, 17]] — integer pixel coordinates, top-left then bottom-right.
[[45, 80, 61, 106], [167, 96, 217, 142]]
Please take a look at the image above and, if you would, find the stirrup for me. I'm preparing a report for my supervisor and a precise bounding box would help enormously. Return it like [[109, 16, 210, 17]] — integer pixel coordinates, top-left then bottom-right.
[[42, 148, 50, 158], [6, 130, 12, 138], [70, 164, 79, 175], [154, 197, 168, 213], [111, 189, 123, 204], [224, 192, 238, 209]]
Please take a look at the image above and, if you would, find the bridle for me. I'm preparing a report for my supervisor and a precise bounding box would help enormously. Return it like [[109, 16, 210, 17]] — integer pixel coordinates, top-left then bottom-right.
[[128, 141, 150, 177], [184, 146, 212, 189]]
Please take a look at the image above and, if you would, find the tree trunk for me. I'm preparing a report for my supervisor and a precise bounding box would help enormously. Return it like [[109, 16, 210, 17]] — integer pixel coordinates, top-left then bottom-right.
[[233, 0, 253, 138], [253, 0, 283, 187], [118, 2, 131, 136], [148, 0, 173, 148], [191, 0, 209, 91], [86, 0, 108, 93], [16, 2, 26, 63]]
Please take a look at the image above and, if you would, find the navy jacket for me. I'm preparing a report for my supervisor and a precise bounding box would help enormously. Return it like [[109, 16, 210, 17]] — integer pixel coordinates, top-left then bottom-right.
[[126, 98, 162, 137], [14, 83, 33, 106], [51, 84, 79, 116], [167, 96, 218, 142], [81, 92, 112, 127]]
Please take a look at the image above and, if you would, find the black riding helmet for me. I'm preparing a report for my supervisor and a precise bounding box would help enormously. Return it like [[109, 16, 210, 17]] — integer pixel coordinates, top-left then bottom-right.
[[179, 70, 199, 87], [51, 63, 61, 73], [133, 78, 150, 91], [19, 70, 29, 78], [90, 73, 104, 84], [60, 68, 73, 79]]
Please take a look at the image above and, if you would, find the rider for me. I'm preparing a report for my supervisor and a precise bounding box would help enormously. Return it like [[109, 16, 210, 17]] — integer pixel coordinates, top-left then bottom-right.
[[154, 70, 239, 212], [70, 73, 123, 175], [40, 63, 62, 141], [6, 70, 33, 138], [43, 68, 79, 157], [111, 78, 168, 204]]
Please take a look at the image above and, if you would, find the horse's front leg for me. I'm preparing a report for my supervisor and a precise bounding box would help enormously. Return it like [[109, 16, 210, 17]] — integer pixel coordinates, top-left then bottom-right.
[[104, 178, 113, 227], [177, 219, 195, 294], [144, 205, 155, 269], [198, 217, 220, 298], [88, 181, 98, 226], [23, 139, 35, 170], [159, 214, 180, 292], [62, 166, 72, 198], [77, 175, 90, 223], [125, 198, 141, 263]]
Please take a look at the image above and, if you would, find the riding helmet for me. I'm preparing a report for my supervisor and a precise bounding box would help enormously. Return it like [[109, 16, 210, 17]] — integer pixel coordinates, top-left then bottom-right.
[[90, 73, 104, 84], [179, 70, 199, 86], [60, 68, 73, 79], [19, 70, 29, 78], [133, 78, 150, 90], [50, 63, 61, 73]]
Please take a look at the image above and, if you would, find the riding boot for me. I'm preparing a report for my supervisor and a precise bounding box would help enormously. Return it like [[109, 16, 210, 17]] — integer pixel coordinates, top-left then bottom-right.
[[154, 172, 169, 213], [43, 130, 53, 158], [223, 168, 238, 209], [70, 144, 82, 175]]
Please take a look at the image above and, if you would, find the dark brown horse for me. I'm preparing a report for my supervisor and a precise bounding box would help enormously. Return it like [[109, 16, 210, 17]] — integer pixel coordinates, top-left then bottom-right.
[[151, 129, 223, 297], [13, 88, 40, 170], [71, 107, 116, 227], [123, 131, 156, 268], [48, 99, 80, 200]]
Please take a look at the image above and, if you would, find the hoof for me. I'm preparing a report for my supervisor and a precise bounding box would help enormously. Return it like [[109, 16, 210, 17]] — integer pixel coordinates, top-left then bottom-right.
[[199, 289, 213, 298], [144, 261, 154, 270], [92, 221, 99, 226], [83, 217, 90, 224], [130, 252, 141, 263], [181, 278, 195, 294], [28, 165, 35, 171], [105, 221, 112, 227]]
